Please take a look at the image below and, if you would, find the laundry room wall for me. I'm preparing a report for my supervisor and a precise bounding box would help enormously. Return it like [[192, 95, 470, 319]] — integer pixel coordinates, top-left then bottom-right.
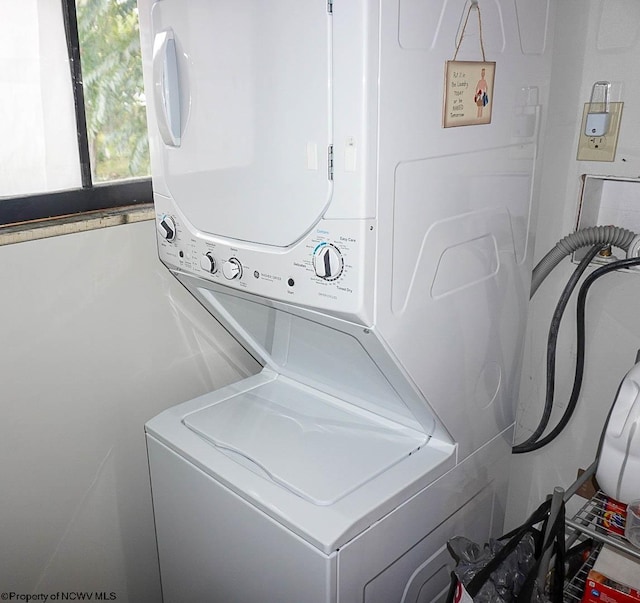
[[508, 0, 640, 526], [0, 220, 259, 601]]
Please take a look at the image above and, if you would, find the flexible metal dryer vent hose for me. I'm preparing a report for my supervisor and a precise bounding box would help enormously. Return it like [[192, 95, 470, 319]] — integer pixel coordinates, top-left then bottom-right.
[[530, 225, 638, 297]]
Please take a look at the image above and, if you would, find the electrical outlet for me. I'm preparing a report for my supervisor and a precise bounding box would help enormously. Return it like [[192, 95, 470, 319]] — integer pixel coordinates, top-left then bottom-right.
[[577, 102, 623, 161]]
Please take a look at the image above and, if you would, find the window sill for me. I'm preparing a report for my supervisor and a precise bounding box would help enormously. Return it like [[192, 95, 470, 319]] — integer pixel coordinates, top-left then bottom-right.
[[0, 203, 154, 247]]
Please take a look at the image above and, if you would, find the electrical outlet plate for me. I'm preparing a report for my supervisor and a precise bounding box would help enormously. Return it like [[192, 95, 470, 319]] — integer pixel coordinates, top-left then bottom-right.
[[577, 102, 623, 162]]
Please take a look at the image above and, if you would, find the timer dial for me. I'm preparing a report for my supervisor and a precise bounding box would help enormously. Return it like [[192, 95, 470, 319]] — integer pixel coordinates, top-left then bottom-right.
[[157, 215, 176, 242], [222, 258, 243, 280], [200, 252, 217, 273], [313, 244, 344, 281]]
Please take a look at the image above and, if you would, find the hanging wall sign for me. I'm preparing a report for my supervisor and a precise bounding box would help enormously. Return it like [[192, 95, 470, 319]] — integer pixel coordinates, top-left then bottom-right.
[[443, 60, 495, 127], [443, 3, 495, 128]]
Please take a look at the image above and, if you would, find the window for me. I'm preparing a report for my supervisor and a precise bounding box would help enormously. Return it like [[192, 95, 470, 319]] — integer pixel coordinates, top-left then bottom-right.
[[0, 0, 152, 227]]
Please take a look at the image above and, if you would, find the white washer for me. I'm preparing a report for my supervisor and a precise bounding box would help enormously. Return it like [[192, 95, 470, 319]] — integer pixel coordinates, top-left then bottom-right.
[[138, 0, 554, 600]]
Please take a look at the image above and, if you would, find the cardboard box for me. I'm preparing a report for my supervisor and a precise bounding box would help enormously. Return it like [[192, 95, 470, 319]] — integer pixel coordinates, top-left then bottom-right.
[[582, 545, 640, 603], [601, 496, 627, 537]]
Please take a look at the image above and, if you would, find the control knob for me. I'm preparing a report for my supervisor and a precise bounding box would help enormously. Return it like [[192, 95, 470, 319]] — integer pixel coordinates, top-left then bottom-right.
[[313, 243, 344, 281], [200, 252, 217, 273], [222, 258, 243, 280], [157, 215, 176, 242]]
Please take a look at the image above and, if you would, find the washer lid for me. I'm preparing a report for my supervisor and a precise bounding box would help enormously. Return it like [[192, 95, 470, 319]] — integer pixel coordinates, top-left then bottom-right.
[[183, 377, 427, 506], [150, 0, 333, 247]]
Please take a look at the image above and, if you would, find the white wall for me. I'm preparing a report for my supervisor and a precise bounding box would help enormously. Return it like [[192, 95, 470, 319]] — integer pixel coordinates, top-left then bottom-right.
[[508, 0, 640, 526], [0, 220, 259, 600]]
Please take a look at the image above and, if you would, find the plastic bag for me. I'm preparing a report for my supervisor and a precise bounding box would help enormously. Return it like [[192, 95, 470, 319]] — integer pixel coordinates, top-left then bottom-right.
[[446, 498, 565, 603]]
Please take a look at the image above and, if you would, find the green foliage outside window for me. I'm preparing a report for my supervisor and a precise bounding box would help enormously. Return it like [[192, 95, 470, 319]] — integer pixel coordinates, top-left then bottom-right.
[[76, 0, 150, 182]]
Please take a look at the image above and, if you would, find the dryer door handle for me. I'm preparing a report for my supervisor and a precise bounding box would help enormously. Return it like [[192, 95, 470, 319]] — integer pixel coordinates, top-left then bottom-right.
[[152, 28, 181, 147]]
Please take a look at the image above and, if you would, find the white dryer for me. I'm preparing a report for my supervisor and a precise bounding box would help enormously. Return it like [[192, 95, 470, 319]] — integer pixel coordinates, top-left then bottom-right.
[[138, 0, 554, 601]]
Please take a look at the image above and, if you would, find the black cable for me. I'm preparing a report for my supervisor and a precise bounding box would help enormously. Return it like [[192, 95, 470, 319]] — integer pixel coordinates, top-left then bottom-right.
[[513, 245, 604, 453], [513, 254, 640, 453]]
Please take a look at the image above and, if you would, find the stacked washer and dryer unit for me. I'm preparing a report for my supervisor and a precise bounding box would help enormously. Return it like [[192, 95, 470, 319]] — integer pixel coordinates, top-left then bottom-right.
[[138, 1, 553, 601]]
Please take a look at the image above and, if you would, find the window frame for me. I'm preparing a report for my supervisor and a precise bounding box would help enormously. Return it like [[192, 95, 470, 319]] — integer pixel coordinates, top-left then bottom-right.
[[0, 0, 152, 228]]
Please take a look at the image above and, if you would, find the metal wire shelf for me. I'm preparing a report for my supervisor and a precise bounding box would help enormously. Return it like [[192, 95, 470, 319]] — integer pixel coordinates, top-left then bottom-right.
[[563, 543, 601, 602]]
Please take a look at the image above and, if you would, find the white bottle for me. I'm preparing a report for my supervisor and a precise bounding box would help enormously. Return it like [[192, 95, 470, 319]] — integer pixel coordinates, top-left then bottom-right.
[[596, 362, 640, 504]]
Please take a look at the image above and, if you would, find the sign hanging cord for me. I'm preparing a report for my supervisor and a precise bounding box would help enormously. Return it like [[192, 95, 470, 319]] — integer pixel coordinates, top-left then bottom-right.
[[453, 2, 486, 62]]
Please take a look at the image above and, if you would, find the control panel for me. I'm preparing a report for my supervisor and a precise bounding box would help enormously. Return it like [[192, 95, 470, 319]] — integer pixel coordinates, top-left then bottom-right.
[[154, 208, 373, 318]]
